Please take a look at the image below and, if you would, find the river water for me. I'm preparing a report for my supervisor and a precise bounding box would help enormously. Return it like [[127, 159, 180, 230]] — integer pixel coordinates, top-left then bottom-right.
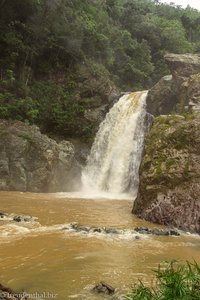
[[0, 192, 200, 299]]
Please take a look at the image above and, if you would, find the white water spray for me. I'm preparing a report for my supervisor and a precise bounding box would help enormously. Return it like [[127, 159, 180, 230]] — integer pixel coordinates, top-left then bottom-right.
[[81, 91, 148, 198]]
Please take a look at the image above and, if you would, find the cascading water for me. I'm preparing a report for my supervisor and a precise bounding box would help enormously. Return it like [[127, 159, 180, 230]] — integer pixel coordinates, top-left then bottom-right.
[[81, 91, 148, 198]]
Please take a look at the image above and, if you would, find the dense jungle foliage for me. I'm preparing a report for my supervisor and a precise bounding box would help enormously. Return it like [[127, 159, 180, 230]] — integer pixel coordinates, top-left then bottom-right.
[[0, 0, 200, 138]]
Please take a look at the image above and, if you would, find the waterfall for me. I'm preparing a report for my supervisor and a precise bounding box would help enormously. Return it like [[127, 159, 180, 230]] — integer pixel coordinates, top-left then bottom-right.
[[82, 91, 148, 199]]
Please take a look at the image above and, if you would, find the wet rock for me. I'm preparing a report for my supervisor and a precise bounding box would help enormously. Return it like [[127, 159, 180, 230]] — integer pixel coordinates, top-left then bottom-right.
[[93, 282, 115, 295], [133, 114, 200, 234], [104, 227, 119, 234], [61, 227, 69, 231], [78, 226, 90, 232], [0, 212, 8, 219], [134, 227, 151, 234], [74, 142, 90, 166], [70, 224, 107, 234], [70, 223, 79, 231], [68, 223, 181, 237], [70, 224, 121, 235], [151, 229, 170, 236], [169, 229, 180, 236], [134, 227, 180, 236], [0, 283, 27, 300], [107, 91, 131, 109], [13, 216, 24, 222], [92, 227, 103, 233], [70, 223, 90, 232], [0, 120, 80, 193], [0, 212, 38, 224], [13, 214, 36, 223]]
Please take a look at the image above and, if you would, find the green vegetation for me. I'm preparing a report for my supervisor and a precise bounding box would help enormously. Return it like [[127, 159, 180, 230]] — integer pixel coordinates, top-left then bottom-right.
[[125, 261, 200, 300], [1, 0, 200, 138], [139, 114, 197, 188]]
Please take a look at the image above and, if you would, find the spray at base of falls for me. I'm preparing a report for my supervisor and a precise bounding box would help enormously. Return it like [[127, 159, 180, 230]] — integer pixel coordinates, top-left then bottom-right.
[[81, 91, 148, 198]]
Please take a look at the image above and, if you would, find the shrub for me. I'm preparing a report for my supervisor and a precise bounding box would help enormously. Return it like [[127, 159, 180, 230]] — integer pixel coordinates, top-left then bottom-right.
[[125, 261, 200, 300]]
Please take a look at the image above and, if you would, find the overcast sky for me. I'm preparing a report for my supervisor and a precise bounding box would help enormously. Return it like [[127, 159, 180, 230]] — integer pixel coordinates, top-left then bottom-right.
[[160, 0, 200, 10]]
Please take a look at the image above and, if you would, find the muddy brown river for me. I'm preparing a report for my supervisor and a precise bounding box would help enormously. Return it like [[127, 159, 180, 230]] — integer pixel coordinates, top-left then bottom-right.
[[0, 191, 200, 299]]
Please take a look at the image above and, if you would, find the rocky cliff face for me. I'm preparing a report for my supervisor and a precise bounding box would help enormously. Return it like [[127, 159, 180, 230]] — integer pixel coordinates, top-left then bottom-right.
[[133, 54, 200, 234], [133, 114, 200, 233], [0, 120, 81, 192], [147, 53, 200, 115], [133, 53, 200, 234]]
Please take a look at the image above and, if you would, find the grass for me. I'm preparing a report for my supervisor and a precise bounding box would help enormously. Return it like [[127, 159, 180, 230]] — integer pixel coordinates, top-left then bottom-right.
[[125, 261, 200, 300]]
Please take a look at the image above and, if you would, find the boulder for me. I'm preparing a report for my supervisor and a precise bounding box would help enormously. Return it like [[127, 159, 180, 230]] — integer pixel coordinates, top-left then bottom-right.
[[133, 114, 200, 234], [70, 223, 90, 232], [146, 75, 177, 116], [0, 120, 81, 192], [147, 53, 200, 115], [134, 227, 180, 236], [164, 53, 200, 80], [0, 212, 8, 219], [92, 282, 115, 295]]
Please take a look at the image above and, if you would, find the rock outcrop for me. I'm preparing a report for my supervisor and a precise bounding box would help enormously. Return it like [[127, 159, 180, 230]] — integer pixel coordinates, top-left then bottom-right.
[[133, 114, 200, 234], [92, 282, 115, 295], [0, 120, 81, 192], [147, 53, 200, 115], [164, 53, 200, 80], [146, 75, 177, 116], [134, 53, 200, 234]]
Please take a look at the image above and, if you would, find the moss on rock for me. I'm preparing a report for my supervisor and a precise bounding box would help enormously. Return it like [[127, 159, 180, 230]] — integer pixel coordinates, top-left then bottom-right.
[[133, 114, 200, 233]]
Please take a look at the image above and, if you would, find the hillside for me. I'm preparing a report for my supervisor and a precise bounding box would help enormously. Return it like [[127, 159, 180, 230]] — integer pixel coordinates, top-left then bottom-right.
[[0, 0, 200, 140]]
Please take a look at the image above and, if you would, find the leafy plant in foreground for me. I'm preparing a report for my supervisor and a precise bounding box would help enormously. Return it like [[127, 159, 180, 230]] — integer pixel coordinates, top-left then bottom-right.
[[125, 261, 200, 300]]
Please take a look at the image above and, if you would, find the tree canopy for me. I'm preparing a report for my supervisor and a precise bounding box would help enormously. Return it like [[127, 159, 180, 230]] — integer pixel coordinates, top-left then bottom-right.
[[0, 0, 200, 138]]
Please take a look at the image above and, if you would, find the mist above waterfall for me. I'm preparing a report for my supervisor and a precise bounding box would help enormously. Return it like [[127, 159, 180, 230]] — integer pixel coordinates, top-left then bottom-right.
[[81, 91, 148, 199]]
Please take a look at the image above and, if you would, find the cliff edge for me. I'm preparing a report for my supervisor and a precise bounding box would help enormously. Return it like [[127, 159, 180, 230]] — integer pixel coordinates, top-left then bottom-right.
[[133, 53, 200, 234]]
